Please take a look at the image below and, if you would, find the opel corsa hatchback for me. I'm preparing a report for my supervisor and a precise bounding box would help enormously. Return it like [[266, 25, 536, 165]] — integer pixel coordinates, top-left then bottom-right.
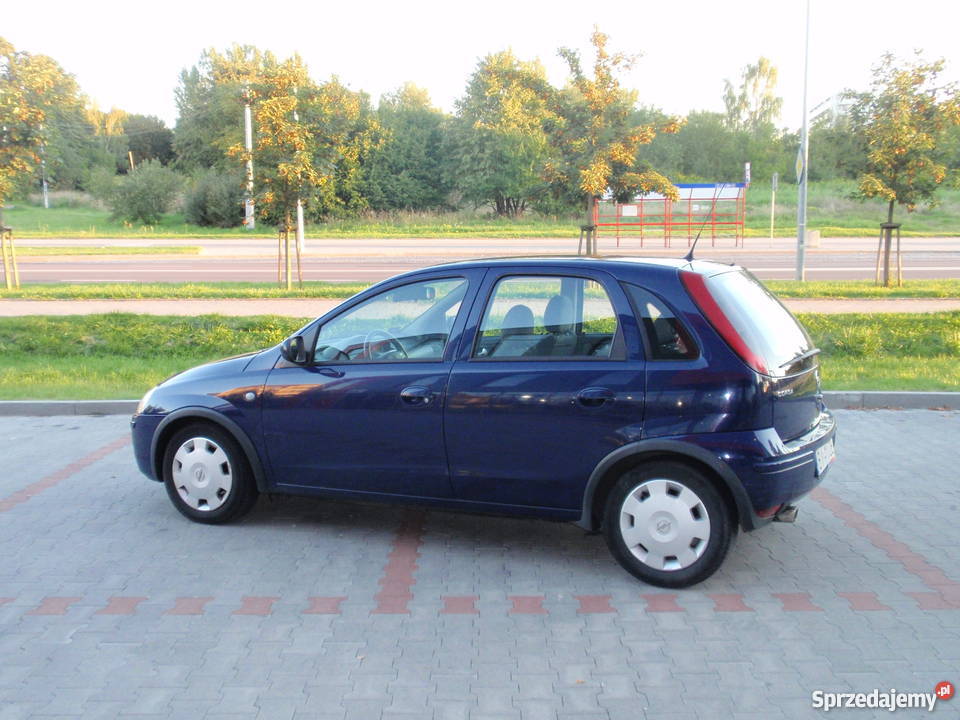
[[132, 257, 836, 587]]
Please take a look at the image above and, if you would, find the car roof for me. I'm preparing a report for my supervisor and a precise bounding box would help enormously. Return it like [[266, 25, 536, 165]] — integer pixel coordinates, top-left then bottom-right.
[[416, 255, 740, 276]]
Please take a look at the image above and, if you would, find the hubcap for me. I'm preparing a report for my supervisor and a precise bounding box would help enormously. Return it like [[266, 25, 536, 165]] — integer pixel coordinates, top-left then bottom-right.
[[619, 479, 711, 571], [172, 437, 232, 511]]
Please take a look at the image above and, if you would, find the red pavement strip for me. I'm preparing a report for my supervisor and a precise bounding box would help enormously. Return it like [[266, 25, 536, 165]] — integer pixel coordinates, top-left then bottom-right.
[[97, 596, 147, 615], [812, 487, 960, 609], [304, 596, 347, 614], [641, 594, 683, 612], [837, 592, 892, 612], [165, 597, 214, 615], [708, 593, 755, 612], [509, 596, 548, 615], [576, 595, 616, 614], [0, 436, 130, 513], [773, 592, 824, 612], [233, 596, 280, 616], [371, 509, 426, 614], [441, 596, 479, 615], [26, 597, 82, 615]]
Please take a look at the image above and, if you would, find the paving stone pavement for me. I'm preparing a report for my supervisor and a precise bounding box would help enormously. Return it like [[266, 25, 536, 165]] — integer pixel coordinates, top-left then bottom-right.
[[1, 410, 958, 720]]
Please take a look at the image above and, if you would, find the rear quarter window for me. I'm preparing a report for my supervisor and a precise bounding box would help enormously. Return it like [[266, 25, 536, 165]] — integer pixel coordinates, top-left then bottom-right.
[[624, 284, 698, 360]]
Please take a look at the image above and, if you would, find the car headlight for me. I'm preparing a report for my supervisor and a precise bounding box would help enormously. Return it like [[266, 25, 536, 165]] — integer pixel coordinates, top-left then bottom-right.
[[137, 387, 156, 415]]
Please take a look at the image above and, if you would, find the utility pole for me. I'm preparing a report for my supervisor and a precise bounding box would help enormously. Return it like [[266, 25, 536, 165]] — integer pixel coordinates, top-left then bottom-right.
[[243, 96, 255, 230], [293, 87, 305, 255], [795, 0, 811, 281], [38, 125, 49, 209], [770, 172, 778, 247]]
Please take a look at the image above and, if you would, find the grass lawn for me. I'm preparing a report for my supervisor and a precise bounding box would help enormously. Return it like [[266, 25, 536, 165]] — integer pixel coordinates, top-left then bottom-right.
[[0, 312, 956, 399], [4, 180, 959, 239], [15, 245, 200, 256], [3, 278, 959, 301]]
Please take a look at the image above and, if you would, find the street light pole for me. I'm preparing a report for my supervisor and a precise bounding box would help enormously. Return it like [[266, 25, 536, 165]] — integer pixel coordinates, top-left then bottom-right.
[[795, 0, 811, 281], [243, 98, 255, 230]]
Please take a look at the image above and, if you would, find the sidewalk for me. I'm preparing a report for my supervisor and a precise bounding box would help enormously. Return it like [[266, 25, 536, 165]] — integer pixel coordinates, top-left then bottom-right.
[[1, 297, 959, 317]]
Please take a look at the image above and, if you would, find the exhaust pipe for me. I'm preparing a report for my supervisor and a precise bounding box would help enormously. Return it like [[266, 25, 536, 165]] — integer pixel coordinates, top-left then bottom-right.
[[774, 505, 799, 523]]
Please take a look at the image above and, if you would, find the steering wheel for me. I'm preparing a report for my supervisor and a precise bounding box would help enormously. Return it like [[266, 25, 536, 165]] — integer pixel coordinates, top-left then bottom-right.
[[363, 329, 408, 360]]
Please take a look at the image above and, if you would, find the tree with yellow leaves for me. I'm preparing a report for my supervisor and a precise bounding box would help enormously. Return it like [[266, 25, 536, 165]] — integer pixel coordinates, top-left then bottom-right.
[[548, 30, 682, 252], [221, 50, 380, 288], [0, 37, 81, 209], [852, 52, 960, 225]]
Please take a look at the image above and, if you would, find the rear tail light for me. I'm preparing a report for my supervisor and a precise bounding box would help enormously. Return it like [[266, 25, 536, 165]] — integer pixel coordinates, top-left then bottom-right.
[[680, 270, 769, 375]]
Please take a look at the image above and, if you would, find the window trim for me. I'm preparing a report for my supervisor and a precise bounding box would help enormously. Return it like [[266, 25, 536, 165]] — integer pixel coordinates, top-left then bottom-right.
[[621, 282, 700, 362], [469, 272, 627, 363], [309, 275, 469, 366]]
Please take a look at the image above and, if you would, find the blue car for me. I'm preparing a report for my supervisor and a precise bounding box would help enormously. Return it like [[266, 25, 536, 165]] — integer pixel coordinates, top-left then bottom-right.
[[131, 257, 836, 587]]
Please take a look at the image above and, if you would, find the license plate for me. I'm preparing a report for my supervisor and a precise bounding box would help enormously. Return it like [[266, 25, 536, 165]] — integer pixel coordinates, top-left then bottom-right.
[[815, 439, 835, 475]]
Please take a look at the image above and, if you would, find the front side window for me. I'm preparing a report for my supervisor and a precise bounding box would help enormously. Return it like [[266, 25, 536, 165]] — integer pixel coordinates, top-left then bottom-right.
[[315, 278, 467, 362], [473, 276, 620, 360]]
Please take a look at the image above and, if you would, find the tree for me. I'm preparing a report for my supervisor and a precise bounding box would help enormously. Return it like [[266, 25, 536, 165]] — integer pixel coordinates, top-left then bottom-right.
[[452, 51, 555, 216], [224, 52, 381, 286], [364, 83, 450, 211], [723, 57, 783, 134], [0, 37, 82, 208], [122, 114, 174, 166], [548, 30, 680, 249], [851, 52, 960, 224]]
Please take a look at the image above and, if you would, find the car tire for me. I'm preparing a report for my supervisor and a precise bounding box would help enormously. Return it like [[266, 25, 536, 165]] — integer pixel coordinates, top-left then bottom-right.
[[162, 423, 258, 524], [603, 461, 732, 588]]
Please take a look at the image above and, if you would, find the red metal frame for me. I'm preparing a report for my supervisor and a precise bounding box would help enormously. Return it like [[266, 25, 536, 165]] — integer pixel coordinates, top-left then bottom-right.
[[594, 183, 747, 250]]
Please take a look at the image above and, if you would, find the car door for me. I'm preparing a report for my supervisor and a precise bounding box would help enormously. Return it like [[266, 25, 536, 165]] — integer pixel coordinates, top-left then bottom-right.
[[260, 272, 482, 498], [444, 267, 647, 510]]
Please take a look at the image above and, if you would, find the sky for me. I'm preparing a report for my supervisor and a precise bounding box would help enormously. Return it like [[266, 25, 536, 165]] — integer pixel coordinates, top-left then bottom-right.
[[5, 0, 959, 130]]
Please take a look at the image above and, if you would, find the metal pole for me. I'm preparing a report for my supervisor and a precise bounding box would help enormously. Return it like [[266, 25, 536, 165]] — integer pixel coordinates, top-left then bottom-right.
[[795, 0, 811, 281], [770, 172, 778, 247], [293, 88, 305, 254], [244, 100, 255, 230]]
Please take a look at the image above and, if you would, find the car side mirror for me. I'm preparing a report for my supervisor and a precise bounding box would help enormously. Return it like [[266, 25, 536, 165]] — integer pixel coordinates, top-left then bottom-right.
[[281, 335, 308, 365]]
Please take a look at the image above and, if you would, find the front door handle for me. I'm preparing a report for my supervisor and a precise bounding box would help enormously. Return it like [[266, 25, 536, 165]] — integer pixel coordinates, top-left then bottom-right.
[[400, 386, 432, 406], [576, 387, 614, 407]]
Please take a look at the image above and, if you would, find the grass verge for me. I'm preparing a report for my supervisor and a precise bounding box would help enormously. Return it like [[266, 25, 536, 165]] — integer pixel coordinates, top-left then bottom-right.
[[3, 278, 960, 302], [0, 312, 956, 400], [14, 245, 200, 256]]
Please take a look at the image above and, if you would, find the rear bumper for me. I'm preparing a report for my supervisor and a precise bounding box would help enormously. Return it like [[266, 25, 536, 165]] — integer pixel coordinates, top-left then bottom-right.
[[740, 410, 837, 520]]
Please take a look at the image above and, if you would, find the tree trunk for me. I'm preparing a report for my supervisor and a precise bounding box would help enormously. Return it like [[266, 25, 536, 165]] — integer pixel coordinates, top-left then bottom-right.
[[284, 210, 292, 291], [583, 196, 596, 256], [887, 199, 895, 224]]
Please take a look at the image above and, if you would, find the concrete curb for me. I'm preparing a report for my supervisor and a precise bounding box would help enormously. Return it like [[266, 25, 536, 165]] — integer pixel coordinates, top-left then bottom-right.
[[0, 392, 957, 416], [0, 400, 139, 416]]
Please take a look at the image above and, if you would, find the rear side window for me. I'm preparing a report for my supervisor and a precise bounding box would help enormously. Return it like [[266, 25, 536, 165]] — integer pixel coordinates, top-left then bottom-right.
[[473, 276, 620, 360], [625, 284, 698, 360], [702, 270, 814, 375]]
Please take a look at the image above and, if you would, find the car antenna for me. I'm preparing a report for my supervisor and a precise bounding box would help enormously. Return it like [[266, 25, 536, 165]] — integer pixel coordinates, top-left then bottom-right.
[[684, 182, 725, 262]]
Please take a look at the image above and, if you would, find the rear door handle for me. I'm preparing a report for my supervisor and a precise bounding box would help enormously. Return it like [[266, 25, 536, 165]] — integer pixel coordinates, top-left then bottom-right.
[[576, 387, 615, 407], [400, 386, 432, 406]]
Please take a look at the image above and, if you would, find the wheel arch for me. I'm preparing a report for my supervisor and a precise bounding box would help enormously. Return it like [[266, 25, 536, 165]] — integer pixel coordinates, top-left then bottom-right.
[[577, 440, 761, 533], [151, 407, 269, 493]]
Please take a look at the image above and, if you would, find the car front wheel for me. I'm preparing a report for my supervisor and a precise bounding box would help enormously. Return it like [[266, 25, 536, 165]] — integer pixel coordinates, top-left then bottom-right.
[[162, 423, 258, 524], [603, 461, 732, 588]]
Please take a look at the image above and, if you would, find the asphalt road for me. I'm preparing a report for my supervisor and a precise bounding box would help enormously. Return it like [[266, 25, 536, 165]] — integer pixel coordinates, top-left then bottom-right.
[[15, 251, 960, 283], [11, 236, 960, 283], [1, 410, 959, 719]]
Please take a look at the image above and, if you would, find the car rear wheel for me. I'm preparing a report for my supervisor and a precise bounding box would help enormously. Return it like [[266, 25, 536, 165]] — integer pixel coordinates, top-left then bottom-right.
[[163, 423, 258, 524], [603, 461, 732, 588]]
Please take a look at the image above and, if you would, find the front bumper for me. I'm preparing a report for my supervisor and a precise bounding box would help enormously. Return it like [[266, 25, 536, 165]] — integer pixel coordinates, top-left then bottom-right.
[[131, 413, 164, 481]]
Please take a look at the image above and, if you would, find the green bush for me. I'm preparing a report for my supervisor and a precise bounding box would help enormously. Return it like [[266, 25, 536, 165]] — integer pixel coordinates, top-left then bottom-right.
[[184, 169, 245, 227], [101, 160, 182, 225]]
